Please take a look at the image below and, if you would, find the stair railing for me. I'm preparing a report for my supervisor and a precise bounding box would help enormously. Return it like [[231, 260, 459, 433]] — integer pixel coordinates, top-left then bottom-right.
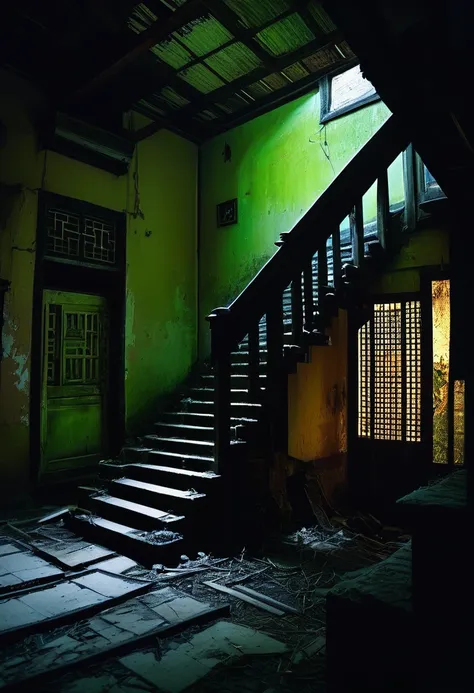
[[207, 115, 410, 475]]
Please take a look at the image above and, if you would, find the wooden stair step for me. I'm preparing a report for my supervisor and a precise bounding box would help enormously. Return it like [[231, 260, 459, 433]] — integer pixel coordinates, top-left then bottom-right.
[[65, 513, 183, 568], [100, 461, 220, 492], [181, 400, 263, 416], [86, 493, 185, 532], [161, 411, 260, 427], [109, 478, 207, 514], [143, 435, 215, 455], [154, 422, 214, 441], [186, 388, 265, 403], [123, 447, 214, 470]]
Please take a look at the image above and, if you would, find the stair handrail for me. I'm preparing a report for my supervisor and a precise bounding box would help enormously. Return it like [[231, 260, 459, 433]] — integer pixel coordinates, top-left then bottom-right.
[[206, 114, 410, 473], [207, 115, 409, 352]]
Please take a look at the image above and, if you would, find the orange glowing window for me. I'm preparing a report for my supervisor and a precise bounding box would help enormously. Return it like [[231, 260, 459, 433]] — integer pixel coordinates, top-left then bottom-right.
[[432, 280, 450, 463], [358, 300, 421, 442]]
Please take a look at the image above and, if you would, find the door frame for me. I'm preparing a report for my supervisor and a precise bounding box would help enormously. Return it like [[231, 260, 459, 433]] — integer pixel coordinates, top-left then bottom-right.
[[31, 192, 126, 485], [347, 289, 430, 509]]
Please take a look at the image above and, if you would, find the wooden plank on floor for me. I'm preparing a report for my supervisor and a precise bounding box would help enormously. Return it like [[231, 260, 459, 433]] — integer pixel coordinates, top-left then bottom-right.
[[38, 544, 116, 569], [0, 543, 64, 595], [0, 570, 152, 645], [231, 585, 300, 614], [202, 581, 285, 616], [0, 599, 230, 692]]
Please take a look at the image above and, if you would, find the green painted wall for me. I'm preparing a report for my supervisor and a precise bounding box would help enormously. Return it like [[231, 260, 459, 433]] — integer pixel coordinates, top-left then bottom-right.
[[0, 73, 197, 499], [198, 89, 399, 355]]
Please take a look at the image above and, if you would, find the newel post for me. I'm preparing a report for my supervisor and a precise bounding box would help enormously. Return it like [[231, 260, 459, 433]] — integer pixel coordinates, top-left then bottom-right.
[[207, 307, 232, 477]]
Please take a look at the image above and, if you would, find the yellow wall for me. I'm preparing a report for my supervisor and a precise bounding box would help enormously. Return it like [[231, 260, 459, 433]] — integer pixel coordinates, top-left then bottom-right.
[[286, 221, 450, 466], [0, 76, 197, 500], [288, 310, 348, 462], [371, 224, 450, 294]]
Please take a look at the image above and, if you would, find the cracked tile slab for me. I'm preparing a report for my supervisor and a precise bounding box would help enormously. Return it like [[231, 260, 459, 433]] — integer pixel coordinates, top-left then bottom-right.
[[120, 622, 287, 693]]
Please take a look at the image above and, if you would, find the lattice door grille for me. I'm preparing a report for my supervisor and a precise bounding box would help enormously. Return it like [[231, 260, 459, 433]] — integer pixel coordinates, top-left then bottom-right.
[[358, 300, 421, 442], [46, 209, 116, 266], [64, 311, 101, 384], [46, 304, 104, 386]]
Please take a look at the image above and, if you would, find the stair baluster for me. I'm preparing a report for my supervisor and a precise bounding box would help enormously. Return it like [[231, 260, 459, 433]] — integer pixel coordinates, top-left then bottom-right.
[[266, 293, 285, 450], [208, 309, 232, 472], [350, 198, 364, 267], [377, 168, 390, 250], [248, 324, 260, 400], [303, 261, 314, 331], [318, 241, 328, 309], [403, 144, 417, 232], [207, 116, 409, 476], [332, 225, 342, 290], [291, 271, 303, 341]]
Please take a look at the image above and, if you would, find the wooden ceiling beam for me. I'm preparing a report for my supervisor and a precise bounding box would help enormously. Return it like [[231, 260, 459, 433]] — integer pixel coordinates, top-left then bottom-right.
[[201, 0, 277, 73], [71, 0, 206, 103], [204, 55, 355, 140], [291, 1, 328, 42], [184, 30, 343, 116]]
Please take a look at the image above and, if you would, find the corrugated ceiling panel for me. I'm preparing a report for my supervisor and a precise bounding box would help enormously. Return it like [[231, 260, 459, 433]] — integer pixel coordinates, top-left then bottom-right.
[[160, 86, 191, 108], [256, 13, 315, 57], [308, 2, 337, 33], [282, 62, 310, 82], [338, 41, 356, 59], [205, 42, 261, 82], [216, 95, 249, 114], [136, 97, 168, 118], [175, 16, 233, 57], [303, 47, 341, 73], [246, 80, 273, 99], [151, 38, 192, 69], [224, 0, 290, 29], [262, 72, 288, 91], [128, 3, 157, 34], [195, 109, 219, 122], [178, 63, 225, 93]]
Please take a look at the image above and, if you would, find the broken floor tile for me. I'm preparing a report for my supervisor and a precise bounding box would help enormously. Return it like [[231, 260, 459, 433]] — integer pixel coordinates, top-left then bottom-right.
[[0, 598, 43, 630], [120, 622, 287, 693], [139, 588, 177, 609], [60, 673, 119, 693], [292, 634, 326, 664], [19, 581, 105, 618], [42, 635, 78, 651], [151, 596, 210, 625], [0, 543, 21, 557], [88, 619, 131, 644], [93, 556, 137, 574], [72, 572, 149, 599], [43, 544, 114, 568], [102, 604, 166, 635], [121, 650, 214, 693]]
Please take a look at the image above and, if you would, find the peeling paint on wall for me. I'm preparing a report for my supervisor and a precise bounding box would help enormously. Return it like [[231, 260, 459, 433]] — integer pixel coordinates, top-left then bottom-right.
[[125, 288, 136, 350], [199, 90, 395, 356], [2, 308, 29, 396]]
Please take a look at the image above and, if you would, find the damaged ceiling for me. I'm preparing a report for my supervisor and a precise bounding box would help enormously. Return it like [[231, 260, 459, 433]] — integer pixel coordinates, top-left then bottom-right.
[[0, 0, 356, 143]]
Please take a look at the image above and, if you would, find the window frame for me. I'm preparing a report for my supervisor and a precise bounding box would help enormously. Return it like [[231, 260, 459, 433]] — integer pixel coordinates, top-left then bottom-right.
[[319, 63, 381, 124], [415, 154, 447, 205], [357, 292, 423, 444]]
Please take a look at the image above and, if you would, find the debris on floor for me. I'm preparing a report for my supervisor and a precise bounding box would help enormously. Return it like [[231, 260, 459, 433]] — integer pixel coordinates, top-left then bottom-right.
[[0, 505, 408, 693]]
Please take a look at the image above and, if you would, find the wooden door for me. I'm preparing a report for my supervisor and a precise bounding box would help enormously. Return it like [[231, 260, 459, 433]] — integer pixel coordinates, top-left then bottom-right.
[[351, 296, 430, 514], [40, 290, 108, 477]]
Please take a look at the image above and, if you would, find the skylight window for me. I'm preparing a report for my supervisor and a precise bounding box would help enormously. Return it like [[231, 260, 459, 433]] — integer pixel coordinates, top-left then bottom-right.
[[320, 64, 380, 123]]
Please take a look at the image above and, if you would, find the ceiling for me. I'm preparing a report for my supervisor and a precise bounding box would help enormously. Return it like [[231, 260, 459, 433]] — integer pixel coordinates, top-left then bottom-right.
[[0, 0, 356, 143]]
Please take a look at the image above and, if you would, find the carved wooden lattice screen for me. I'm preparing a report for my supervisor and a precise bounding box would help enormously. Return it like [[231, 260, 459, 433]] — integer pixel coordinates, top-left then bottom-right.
[[358, 300, 421, 442]]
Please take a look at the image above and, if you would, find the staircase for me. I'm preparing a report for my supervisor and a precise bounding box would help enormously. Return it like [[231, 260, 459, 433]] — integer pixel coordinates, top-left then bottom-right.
[[67, 115, 411, 566]]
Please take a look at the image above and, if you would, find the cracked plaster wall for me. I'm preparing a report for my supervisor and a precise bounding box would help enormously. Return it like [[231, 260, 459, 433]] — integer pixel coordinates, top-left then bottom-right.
[[0, 77, 198, 499]]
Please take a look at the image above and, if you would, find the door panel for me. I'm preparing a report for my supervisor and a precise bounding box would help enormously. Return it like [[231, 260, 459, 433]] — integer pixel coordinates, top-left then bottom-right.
[[352, 297, 430, 514], [41, 290, 108, 476]]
